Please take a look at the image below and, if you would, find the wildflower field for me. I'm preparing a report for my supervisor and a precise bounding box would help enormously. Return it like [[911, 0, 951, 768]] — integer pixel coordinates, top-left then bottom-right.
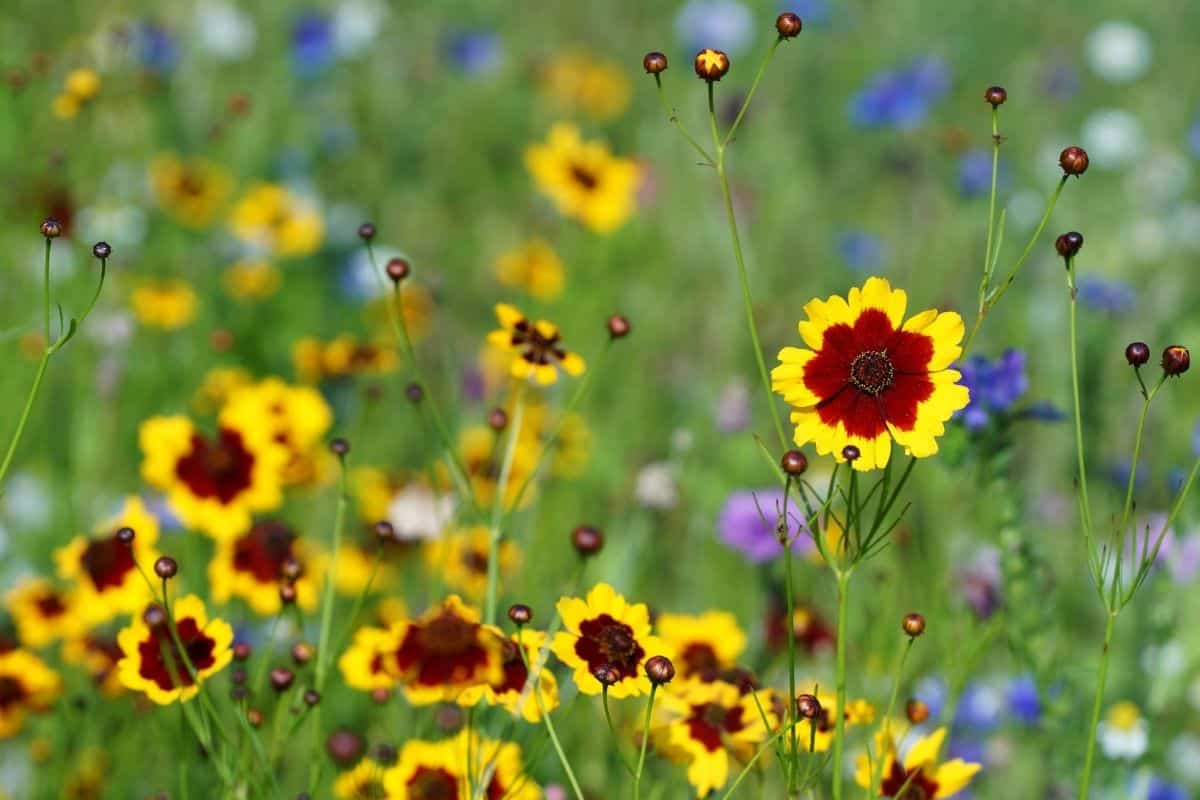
[[3, 1, 1200, 798]]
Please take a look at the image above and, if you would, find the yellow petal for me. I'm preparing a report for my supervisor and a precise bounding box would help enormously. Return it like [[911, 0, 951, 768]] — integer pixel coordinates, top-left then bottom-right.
[[494, 303, 525, 330], [904, 727, 947, 771], [933, 759, 982, 798]]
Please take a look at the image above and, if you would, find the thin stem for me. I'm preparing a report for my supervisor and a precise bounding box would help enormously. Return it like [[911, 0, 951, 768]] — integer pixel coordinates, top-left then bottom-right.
[[721, 721, 801, 799], [976, 107, 1001, 314], [723, 38, 782, 148], [602, 688, 638, 779], [875, 638, 915, 788], [633, 684, 659, 800], [484, 381, 525, 625], [1111, 375, 1164, 602], [1078, 611, 1116, 800], [514, 635, 585, 800], [782, 478, 799, 788], [653, 76, 714, 165], [0, 352, 51, 489], [832, 569, 851, 800]]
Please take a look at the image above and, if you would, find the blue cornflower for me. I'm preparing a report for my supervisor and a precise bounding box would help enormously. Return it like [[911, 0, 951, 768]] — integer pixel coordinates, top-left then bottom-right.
[[849, 55, 951, 129], [292, 12, 335, 76], [446, 29, 502, 74], [135, 22, 180, 74], [675, 0, 754, 55], [780, 0, 830, 26], [957, 349, 1028, 430], [954, 682, 1004, 732], [958, 149, 1008, 198], [1076, 275, 1135, 314], [835, 230, 886, 273], [1145, 776, 1190, 800], [1007, 675, 1041, 724], [912, 675, 948, 720]]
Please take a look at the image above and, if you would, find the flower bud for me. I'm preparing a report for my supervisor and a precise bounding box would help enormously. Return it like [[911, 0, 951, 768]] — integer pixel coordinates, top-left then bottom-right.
[[405, 383, 424, 404], [607, 314, 631, 339], [92, 241, 111, 260], [116, 527, 135, 545], [983, 86, 1007, 106], [154, 556, 178, 579], [507, 604, 532, 626], [279, 583, 298, 605], [1162, 345, 1190, 377], [643, 52, 668, 74], [233, 642, 252, 661], [246, 708, 264, 728], [571, 524, 604, 557], [780, 450, 808, 476], [385, 257, 410, 283], [40, 218, 62, 238], [270, 667, 295, 692], [776, 12, 803, 38], [357, 222, 376, 242], [142, 604, 167, 628], [906, 698, 930, 724], [694, 48, 730, 82], [591, 663, 619, 688], [902, 612, 926, 638], [329, 438, 350, 457], [1124, 342, 1150, 367], [1055, 231, 1083, 260], [303, 689, 321, 707], [1059, 146, 1089, 176], [374, 520, 395, 542], [841, 444, 860, 463], [291, 642, 314, 665], [488, 408, 508, 431], [796, 693, 822, 720], [645, 655, 675, 686], [326, 729, 365, 766]]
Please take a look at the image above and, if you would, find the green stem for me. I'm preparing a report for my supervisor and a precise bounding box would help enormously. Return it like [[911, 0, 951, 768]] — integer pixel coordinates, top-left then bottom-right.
[[782, 478, 799, 788], [514, 637, 585, 800], [722, 38, 782, 148], [1066, 258, 1098, 568], [633, 684, 659, 800], [653, 76, 714, 165], [484, 381, 525, 625], [976, 107, 1001, 313], [875, 639, 914, 789], [602, 688, 638, 779], [0, 351, 51, 489], [1078, 611, 1116, 800], [832, 570, 851, 800]]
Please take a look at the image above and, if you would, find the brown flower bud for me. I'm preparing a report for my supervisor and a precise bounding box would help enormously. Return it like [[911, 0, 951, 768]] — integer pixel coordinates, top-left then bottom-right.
[[329, 438, 350, 457], [40, 218, 62, 238], [116, 527, 135, 545], [371, 687, 391, 704], [291, 642, 314, 665], [488, 408, 508, 431], [591, 663, 619, 688], [231, 668, 247, 685], [374, 520, 395, 542], [571, 524, 604, 557], [269, 667, 294, 692], [326, 729, 365, 766], [385, 257, 410, 283], [1162, 345, 1190, 377], [303, 689, 321, 707], [906, 698, 930, 724], [246, 708, 264, 728], [153, 556, 178, 580], [280, 557, 303, 581], [1059, 146, 1089, 176], [607, 314, 631, 339], [776, 12, 803, 38], [643, 52, 668, 74], [357, 222, 376, 241], [694, 48, 730, 82], [92, 241, 111, 260], [781, 450, 808, 476], [1124, 342, 1150, 367], [983, 86, 1007, 106], [507, 604, 532, 626], [645, 655, 675, 685], [233, 642, 252, 661], [1055, 231, 1083, 260], [279, 583, 298, 605], [796, 693, 822, 720], [142, 604, 167, 629], [841, 444, 861, 462], [902, 612, 926, 638], [405, 383, 424, 403]]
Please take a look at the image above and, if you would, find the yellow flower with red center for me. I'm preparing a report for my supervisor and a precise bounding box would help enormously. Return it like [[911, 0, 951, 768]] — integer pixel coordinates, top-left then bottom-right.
[[5, 578, 83, 649], [131, 280, 198, 330], [525, 123, 640, 233], [139, 414, 288, 540], [798, 688, 875, 753], [333, 758, 388, 799], [192, 367, 253, 415], [541, 49, 632, 121], [116, 595, 233, 705], [222, 259, 282, 301], [208, 521, 320, 615], [148, 153, 233, 228], [338, 625, 400, 693], [652, 679, 776, 797], [656, 611, 747, 682], [520, 403, 592, 478], [553, 582, 673, 698], [855, 726, 980, 798], [364, 281, 434, 343], [55, 496, 160, 625], [458, 628, 559, 723], [292, 335, 398, 383], [61, 633, 125, 696], [385, 596, 504, 705], [424, 526, 520, 600], [494, 238, 566, 301], [220, 377, 333, 487], [0, 649, 62, 738], [488, 303, 586, 386], [771, 277, 970, 471], [380, 731, 540, 800], [456, 424, 538, 511], [229, 182, 323, 258]]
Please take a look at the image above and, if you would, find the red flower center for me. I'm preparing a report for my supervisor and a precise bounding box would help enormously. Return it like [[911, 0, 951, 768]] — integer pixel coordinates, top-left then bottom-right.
[[680, 642, 721, 681], [136, 617, 218, 692], [495, 640, 530, 694], [34, 590, 67, 618], [0, 676, 27, 710], [232, 521, 297, 583], [393, 610, 493, 688], [574, 614, 645, 681], [81, 534, 137, 592], [881, 761, 939, 800], [570, 164, 599, 190], [461, 548, 490, 576], [174, 428, 256, 503], [686, 701, 747, 752], [407, 767, 460, 800], [804, 308, 935, 438], [509, 318, 568, 366]]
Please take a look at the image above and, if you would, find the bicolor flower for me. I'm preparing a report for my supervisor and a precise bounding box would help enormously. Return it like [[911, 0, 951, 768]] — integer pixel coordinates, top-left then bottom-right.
[[487, 303, 586, 386], [116, 595, 233, 704]]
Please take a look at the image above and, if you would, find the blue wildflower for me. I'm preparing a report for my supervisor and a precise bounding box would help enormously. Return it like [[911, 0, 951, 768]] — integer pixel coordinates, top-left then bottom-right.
[[780, 0, 830, 26], [446, 29, 502, 75], [675, 0, 753, 55], [954, 682, 1004, 732], [912, 675, 948, 720], [958, 149, 1008, 198], [849, 55, 951, 130], [1145, 776, 1190, 800], [135, 23, 180, 75], [835, 230, 886, 273], [957, 350, 1028, 430], [1076, 275, 1135, 314], [292, 12, 335, 77], [1006, 675, 1041, 724]]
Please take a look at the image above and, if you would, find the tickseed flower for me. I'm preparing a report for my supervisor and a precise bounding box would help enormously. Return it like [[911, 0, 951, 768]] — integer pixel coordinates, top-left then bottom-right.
[[61, 634, 125, 696], [130, 279, 198, 330], [5, 579, 83, 649], [333, 758, 388, 799], [855, 726, 981, 798], [116, 595, 233, 704], [656, 611, 747, 682], [0, 650, 62, 738], [1098, 700, 1149, 759], [552, 582, 673, 698], [148, 153, 233, 228], [456, 424, 538, 510], [493, 238, 565, 301], [55, 497, 160, 624], [139, 414, 288, 540], [192, 367, 254, 415], [525, 123, 640, 233], [424, 525, 520, 600], [381, 731, 540, 800], [652, 679, 775, 797], [222, 259, 282, 301], [519, 403, 592, 478], [292, 335, 398, 383], [796, 688, 875, 752], [52, 68, 101, 119], [229, 182, 324, 258], [541, 49, 632, 121], [208, 520, 320, 615], [772, 277, 969, 471], [220, 377, 333, 487], [338, 625, 401, 692], [458, 628, 560, 722], [765, 600, 836, 655], [387, 596, 504, 705], [488, 303, 586, 385]]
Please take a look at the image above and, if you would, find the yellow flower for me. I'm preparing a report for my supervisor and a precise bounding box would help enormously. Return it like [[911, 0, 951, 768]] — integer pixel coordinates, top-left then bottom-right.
[[222, 259, 281, 301], [425, 525, 519, 600], [116, 595, 233, 705], [55, 496, 160, 625], [61, 633, 126, 696], [4, 578, 83, 649], [0, 649, 62, 738], [365, 281, 433, 342], [457, 628, 559, 723], [131, 279, 198, 330], [855, 726, 981, 798], [386, 596, 504, 705], [229, 183, 323, 258], [656, 610, 747, 682], [456, 423, 538, 511], [796, 687, 875, 753], [525, 123, 640, 233], [52, 93, 80, 120], [148, 154, 234, 228], [292, 335, 398, 383], [494, 238, 565, 301], [192, 367, 254, 415], [220, 377, 333, 487], [338, 625, 400, 693], [652, 679, 775, 797], [381, 731, 540, 800], [487, 303, 586, 385], [64, 68, 101, 101], [208, 521, 321, 615], [771, 277, 970, 472], [553, 582, 673, 698], [138, 414, 288, 540], [541, 50, 632, 121], [333, 758, 388, 799]]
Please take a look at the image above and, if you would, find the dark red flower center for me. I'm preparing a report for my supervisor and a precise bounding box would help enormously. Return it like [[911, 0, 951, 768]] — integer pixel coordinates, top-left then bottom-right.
[[349, 778, 387, 800], [462, 548, 489, 576], [495, 640, 530, 694], [0, 676, 28, 710], [174, 428, 256, 503], [81, 534, 137, 592], [881, 761, 939, 799], [393, 610, 493, 688], [570, 164, 599, 190], [232, 521, 297, 583], [575, 614, 644, 681], [34, 590, 68, 618], [135, 617, 218, 692], [686, 701, 747, 752], [407, 767, 460, 800], [803, 308, 935, 438], [680, 642, 721, 681], [509, 318, 568, 366]]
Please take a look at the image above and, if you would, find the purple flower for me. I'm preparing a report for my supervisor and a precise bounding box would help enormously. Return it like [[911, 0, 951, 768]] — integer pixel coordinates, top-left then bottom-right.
[[848, 55, 950, 130], [957, 350, 1028, 430], [954, 682, 1003, 732], [446, 30, 502, 74], [135, 22, 180, 75], [1159, 529, 1200, 584], [956, 546, 1001, 619], [292, 12, 335, 76], [717, 489, 810, 564]]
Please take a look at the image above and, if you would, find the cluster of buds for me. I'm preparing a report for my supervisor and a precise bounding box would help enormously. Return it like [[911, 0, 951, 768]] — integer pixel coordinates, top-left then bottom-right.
[[644, 11, 803, 85]]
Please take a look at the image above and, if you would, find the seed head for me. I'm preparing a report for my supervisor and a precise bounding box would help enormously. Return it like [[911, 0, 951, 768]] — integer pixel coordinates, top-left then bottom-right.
[[645, 655, 676, 685], [269, 667, 295, 692], [116, 526, 135, 545], [906, 698, 930, 724], [153, 556, 178, 580], [776, 12, 803, 38], [1055, 231, 1083, 260], [591, 663, 619, 688], [1124, 342, 1150, 367], [571, 524, 604, 557], [902, 612, 926, 638], [385, 257, 410, 283], [40, 217, 62, 238], [507, 604, 533, 626], [1162, 345, 1190, 377], [357, 221, 376, 242], [607, 314, 631, 339], [643, 52, 668, 74], [983, 86, 1007, 106], [91, 241, 111, 260], [694, 48, 730, 82], [329, 437, 350, 458], [796, 693, 822, 720], [781, 450, 808, 476], [488, 408, 508, 431], [1059, 146, 1089, 176]]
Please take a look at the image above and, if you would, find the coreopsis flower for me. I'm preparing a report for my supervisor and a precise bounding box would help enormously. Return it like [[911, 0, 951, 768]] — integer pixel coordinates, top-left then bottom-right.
[[130, 280, 198, 330], [387, 596, 504, 704], [208, 521, 320, 615], [333, 758, 387, 799], [458, 628, 559, 722], [855, 726, 981, 798], [424, 525, 519, 599], [52, 68, 102, 119], [488, 303, 586, 385], [116, 595, 234, 704], [138, 414, 288, 540], [493, 238, 565, 301], [222, 259, 282, 301], [0, 649, 62, 738], [520, 403, 592, 478], [1098, 701, 1149, 759], [61, 633, 125, 696], [656, 611, 747, 682], [525, 123, 640, 233], [338, 625, 400, 692], [55, 496, 160, 624], [229, 182, 324, 258], [5, 579, 83, 649], [552, 582, 673, 698], [771, 277, 969, 471], [456, 424, 538, 510], [797, 688, 875, 752], [652, 679, 776, 796], [192, 367, 254, 415], [148, 153, 233, 227], [381, 732, 540, 800], [292, 335, 398, 383], [220, 377, 333, 486], [541, 49, 632, 121]]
